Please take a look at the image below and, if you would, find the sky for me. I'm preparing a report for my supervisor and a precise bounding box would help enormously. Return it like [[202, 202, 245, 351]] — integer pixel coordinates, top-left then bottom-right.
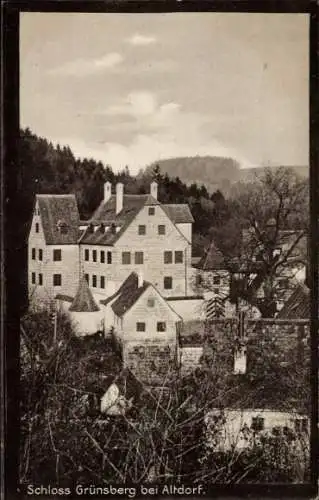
[[20, 12, 309, 174]]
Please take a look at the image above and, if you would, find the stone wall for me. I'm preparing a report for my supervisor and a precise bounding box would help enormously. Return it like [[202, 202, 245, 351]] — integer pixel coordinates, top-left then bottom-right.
[[122, 340, 177, 386], [122, 316, 310, 399]]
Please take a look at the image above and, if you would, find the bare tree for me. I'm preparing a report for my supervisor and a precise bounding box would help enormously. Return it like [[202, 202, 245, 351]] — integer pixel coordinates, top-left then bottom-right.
[[20, 310, 310, 485], [215, 167, 308, 317]]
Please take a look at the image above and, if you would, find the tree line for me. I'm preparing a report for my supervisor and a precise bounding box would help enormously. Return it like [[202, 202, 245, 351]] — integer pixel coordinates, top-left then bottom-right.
[[17, 128, 308, 317]]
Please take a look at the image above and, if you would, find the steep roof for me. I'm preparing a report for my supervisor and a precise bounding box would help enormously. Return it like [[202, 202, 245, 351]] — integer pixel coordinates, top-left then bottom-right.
[[110, 272, 151, 317], [161, 204, 194, 224], [36, 194, 80, 245], [80, 195, 194, 246], [277, 283, 310, 319], [80, 195, 159, 245], [69, 276, 100, 312], [196, 241, 226, 270]]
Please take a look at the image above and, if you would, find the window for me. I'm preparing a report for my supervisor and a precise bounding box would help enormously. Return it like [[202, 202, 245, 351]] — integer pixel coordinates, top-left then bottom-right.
[[122, 252, 131, 265], [32, 248, 36, 260], [136, 322, 146, 332], [148, 207, 155, 215], [84, 249, 89, 261], [100, 276, 105, 289], [164, 277, 172, 289], [53, 274, 62, 286], [251, 416, 264, 432], [158, 225, 166, 235], [147, 298, 155, 307], [107, 251, 112, 264], [157, 322, 166, 332], [35, 223, 39, 233], [38, 249, 43, 261], [175, 251, 183, 264], [92, 275, 97, 288], [164, 251, 173, 264], [92, 250, 97, 262], [138, 225, 146, 235], [38, 273, 43, 286], [213, 275, 221, 285], [214, 288, 219, 295], [100, 251, 105, 263], [85, 274, 89, 284], [31, 272, 36, 284], [53, 249, 61, 261], [135, 251, 144, 265], [58, 221, 68, 234]]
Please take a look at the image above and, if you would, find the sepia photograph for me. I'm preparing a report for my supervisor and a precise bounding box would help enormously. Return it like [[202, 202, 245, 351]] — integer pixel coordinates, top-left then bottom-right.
[[17, 10, 312, 490]]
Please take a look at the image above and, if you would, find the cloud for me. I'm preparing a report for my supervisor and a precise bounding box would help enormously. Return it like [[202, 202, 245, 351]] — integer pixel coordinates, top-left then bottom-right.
[[52, 90, 254, 174], [48, 53, 123, 77], [105, 91, 181, 121], [127, 33, 157, 46]]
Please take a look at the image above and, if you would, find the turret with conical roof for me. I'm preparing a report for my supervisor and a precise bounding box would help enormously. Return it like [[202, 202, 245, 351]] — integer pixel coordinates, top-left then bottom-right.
[[69, 276, 100, 312]]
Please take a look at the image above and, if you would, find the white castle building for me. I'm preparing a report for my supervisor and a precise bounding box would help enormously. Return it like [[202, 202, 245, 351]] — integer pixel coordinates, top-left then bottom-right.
[[28, 181, 204, 342]]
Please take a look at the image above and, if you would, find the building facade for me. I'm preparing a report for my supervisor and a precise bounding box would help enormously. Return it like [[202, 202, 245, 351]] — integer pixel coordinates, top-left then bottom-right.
[[28, 182, 194, 309]]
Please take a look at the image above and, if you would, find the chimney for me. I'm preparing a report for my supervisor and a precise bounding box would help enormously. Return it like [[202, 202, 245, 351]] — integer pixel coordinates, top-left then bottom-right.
[[116, 183, 124, 214], [104, 181, 112, 202], [138, 271, 143, 288], [150, 181, 158, 200]]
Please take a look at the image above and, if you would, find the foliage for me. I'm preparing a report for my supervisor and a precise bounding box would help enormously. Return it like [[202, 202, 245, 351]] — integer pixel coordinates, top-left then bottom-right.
[[20, 312, 310, 485]]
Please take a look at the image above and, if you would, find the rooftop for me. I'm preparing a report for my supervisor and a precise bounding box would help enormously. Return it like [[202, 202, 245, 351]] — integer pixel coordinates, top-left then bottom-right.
[[100, 272, 151, 318], [80, 194, 193, 246], [69, 276, 100, 312], [36, 194, 80, 245], [195, 240, 226, 271]]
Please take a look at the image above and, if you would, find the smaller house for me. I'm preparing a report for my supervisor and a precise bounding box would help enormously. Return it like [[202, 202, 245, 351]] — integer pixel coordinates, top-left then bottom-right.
[[101, 272, 181, 344], [56, 276, 104, 336], [100, 272, 182, 385], [192, 241, 231, 318], [205, 408, 310, 452], [193, 240, 230, 296]]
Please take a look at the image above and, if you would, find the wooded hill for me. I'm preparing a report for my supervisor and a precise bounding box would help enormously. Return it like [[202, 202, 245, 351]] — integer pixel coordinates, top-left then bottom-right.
[[142, 157, 308, 196]]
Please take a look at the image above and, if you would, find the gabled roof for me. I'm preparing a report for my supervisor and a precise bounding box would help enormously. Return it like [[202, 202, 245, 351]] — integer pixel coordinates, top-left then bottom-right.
[[80, 195, 194, 246], [277, 283, 310, 319], [69, 276, 100, 312], [36, 194, 80, 245], [111, 272, 151, 317], [80, 194, 159, 245], [161, 204, 194, 224], [196, 241, 226, 271]]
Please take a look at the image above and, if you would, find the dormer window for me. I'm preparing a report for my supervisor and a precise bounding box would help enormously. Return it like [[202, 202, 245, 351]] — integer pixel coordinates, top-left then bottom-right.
[[87, 224, 94, 234], [111, 223, 116, 235], [35, 223, 39, 233], [57, 220, 68, 234], [100, 223, 105, 234]]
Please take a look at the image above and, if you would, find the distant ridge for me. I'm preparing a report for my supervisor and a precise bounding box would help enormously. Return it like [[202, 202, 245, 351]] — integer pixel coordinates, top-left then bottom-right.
[[143, 157, 308, 195]]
